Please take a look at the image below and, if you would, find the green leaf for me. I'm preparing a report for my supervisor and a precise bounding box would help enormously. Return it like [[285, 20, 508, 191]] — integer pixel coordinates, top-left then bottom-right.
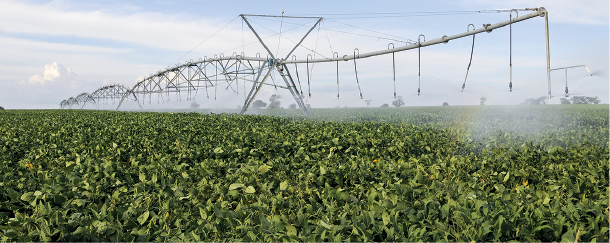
[[285, 224, 297, 236], [72, 226, 85, 235], [320, 220, 332, 230], [4, 229, 18, 238], [245, 186, 256, 194], [503, 172, 510, 182], [257, 164, 272, 174], [229, 183, 245, 190], [20, 192, 34, 202], [213, 147, 224, 154], [320, 166, 327, 175], [199, 207, 207, 219], [494, 184, 505, 193], [542, 197, 550, 205], [280, 181, 289, 191], [137, 211, 150, 225], [382, 211, 390, 226], [65, 162, 76, 173]]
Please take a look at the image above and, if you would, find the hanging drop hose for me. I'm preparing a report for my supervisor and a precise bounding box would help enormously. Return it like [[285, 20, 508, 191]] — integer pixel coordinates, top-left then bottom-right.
[[256, 53, 260, 99], [353, 48, 363, 99], [564, 68, 569, 97], [292, 55, 303, 96], [509, 9, 518, 92], [307, 54, 312, 97], [462, 24, 476, 92], [388, 43, 396, 98], [334, 52, 339, 99], [418, 34, 425, 96], [204, 57, 209, 99], [214, 56, 218, 100], [234, 53, 240, 95], [268, 54, 278, 90]]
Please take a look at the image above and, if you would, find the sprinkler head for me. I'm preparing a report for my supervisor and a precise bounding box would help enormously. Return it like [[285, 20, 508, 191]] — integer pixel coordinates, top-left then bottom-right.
[[417, 88, 421, 96]]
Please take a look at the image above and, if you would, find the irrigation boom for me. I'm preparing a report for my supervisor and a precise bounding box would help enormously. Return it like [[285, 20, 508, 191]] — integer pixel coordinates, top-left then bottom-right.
[[59, 7, 552, 115]]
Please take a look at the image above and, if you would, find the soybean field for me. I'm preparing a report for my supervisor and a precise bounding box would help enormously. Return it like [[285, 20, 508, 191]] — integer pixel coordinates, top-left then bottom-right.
[[0, 105, 608, 241]]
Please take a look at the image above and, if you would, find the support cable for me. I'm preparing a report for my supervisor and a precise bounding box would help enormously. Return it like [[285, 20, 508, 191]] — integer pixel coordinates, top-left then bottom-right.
[[246, 18, 329, 59], [171, 15, 239, 66], [221, 18, 319, 55], [322, 20, 334, 55], [326, 19, 416, 44], [322, 28, 412, 44], [388, 43, 396, 98], [353, 48, 363, 99], [242, 19, 245, 57], [418, 34, 425, 96], [462, 24, 476, 92], [276, 9, 284, 59]]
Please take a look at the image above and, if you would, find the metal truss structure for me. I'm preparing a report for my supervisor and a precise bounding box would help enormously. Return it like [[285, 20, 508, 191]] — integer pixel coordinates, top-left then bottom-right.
[[61, 8, 553, 114], [59, 84, 140, 109]]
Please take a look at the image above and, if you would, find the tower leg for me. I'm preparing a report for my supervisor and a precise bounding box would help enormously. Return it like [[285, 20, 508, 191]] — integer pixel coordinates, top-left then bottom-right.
[[240, 64, 273, 115]]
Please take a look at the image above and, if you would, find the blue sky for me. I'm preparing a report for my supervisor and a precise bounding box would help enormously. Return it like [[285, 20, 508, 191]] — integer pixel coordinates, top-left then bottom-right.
[[0, 0, 607, 109]]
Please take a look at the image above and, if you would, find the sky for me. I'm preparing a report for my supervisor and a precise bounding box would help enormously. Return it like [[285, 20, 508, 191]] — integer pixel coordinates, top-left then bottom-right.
[[0, 0, 608, 110]]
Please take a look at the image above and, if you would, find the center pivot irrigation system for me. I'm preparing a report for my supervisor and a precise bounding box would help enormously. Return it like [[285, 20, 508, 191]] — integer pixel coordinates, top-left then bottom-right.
[[61, 7, 556, 116]]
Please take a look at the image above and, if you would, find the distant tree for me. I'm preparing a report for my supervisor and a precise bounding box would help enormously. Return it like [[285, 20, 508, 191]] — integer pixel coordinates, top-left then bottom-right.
[[251, 100, 267, 109], [190, 102, 200, 109], [571, 96, 600, 104], [268, 94, 282, 109], [381, 103, 389, 107], [392, 96, 405, 107], [521, 96, 546, 105], [288, 103, 297, 109], [480, 96, 487, 105], [560, 98, 571, 104], [442, 102, 449, 106], [0, 106, 4, 110], [364, 99, 372, 106]]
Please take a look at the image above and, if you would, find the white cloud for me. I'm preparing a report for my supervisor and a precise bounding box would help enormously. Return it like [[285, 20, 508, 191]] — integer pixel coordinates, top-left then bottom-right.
[[25, 62, 76, 85], [0, 0, 241, 53]]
